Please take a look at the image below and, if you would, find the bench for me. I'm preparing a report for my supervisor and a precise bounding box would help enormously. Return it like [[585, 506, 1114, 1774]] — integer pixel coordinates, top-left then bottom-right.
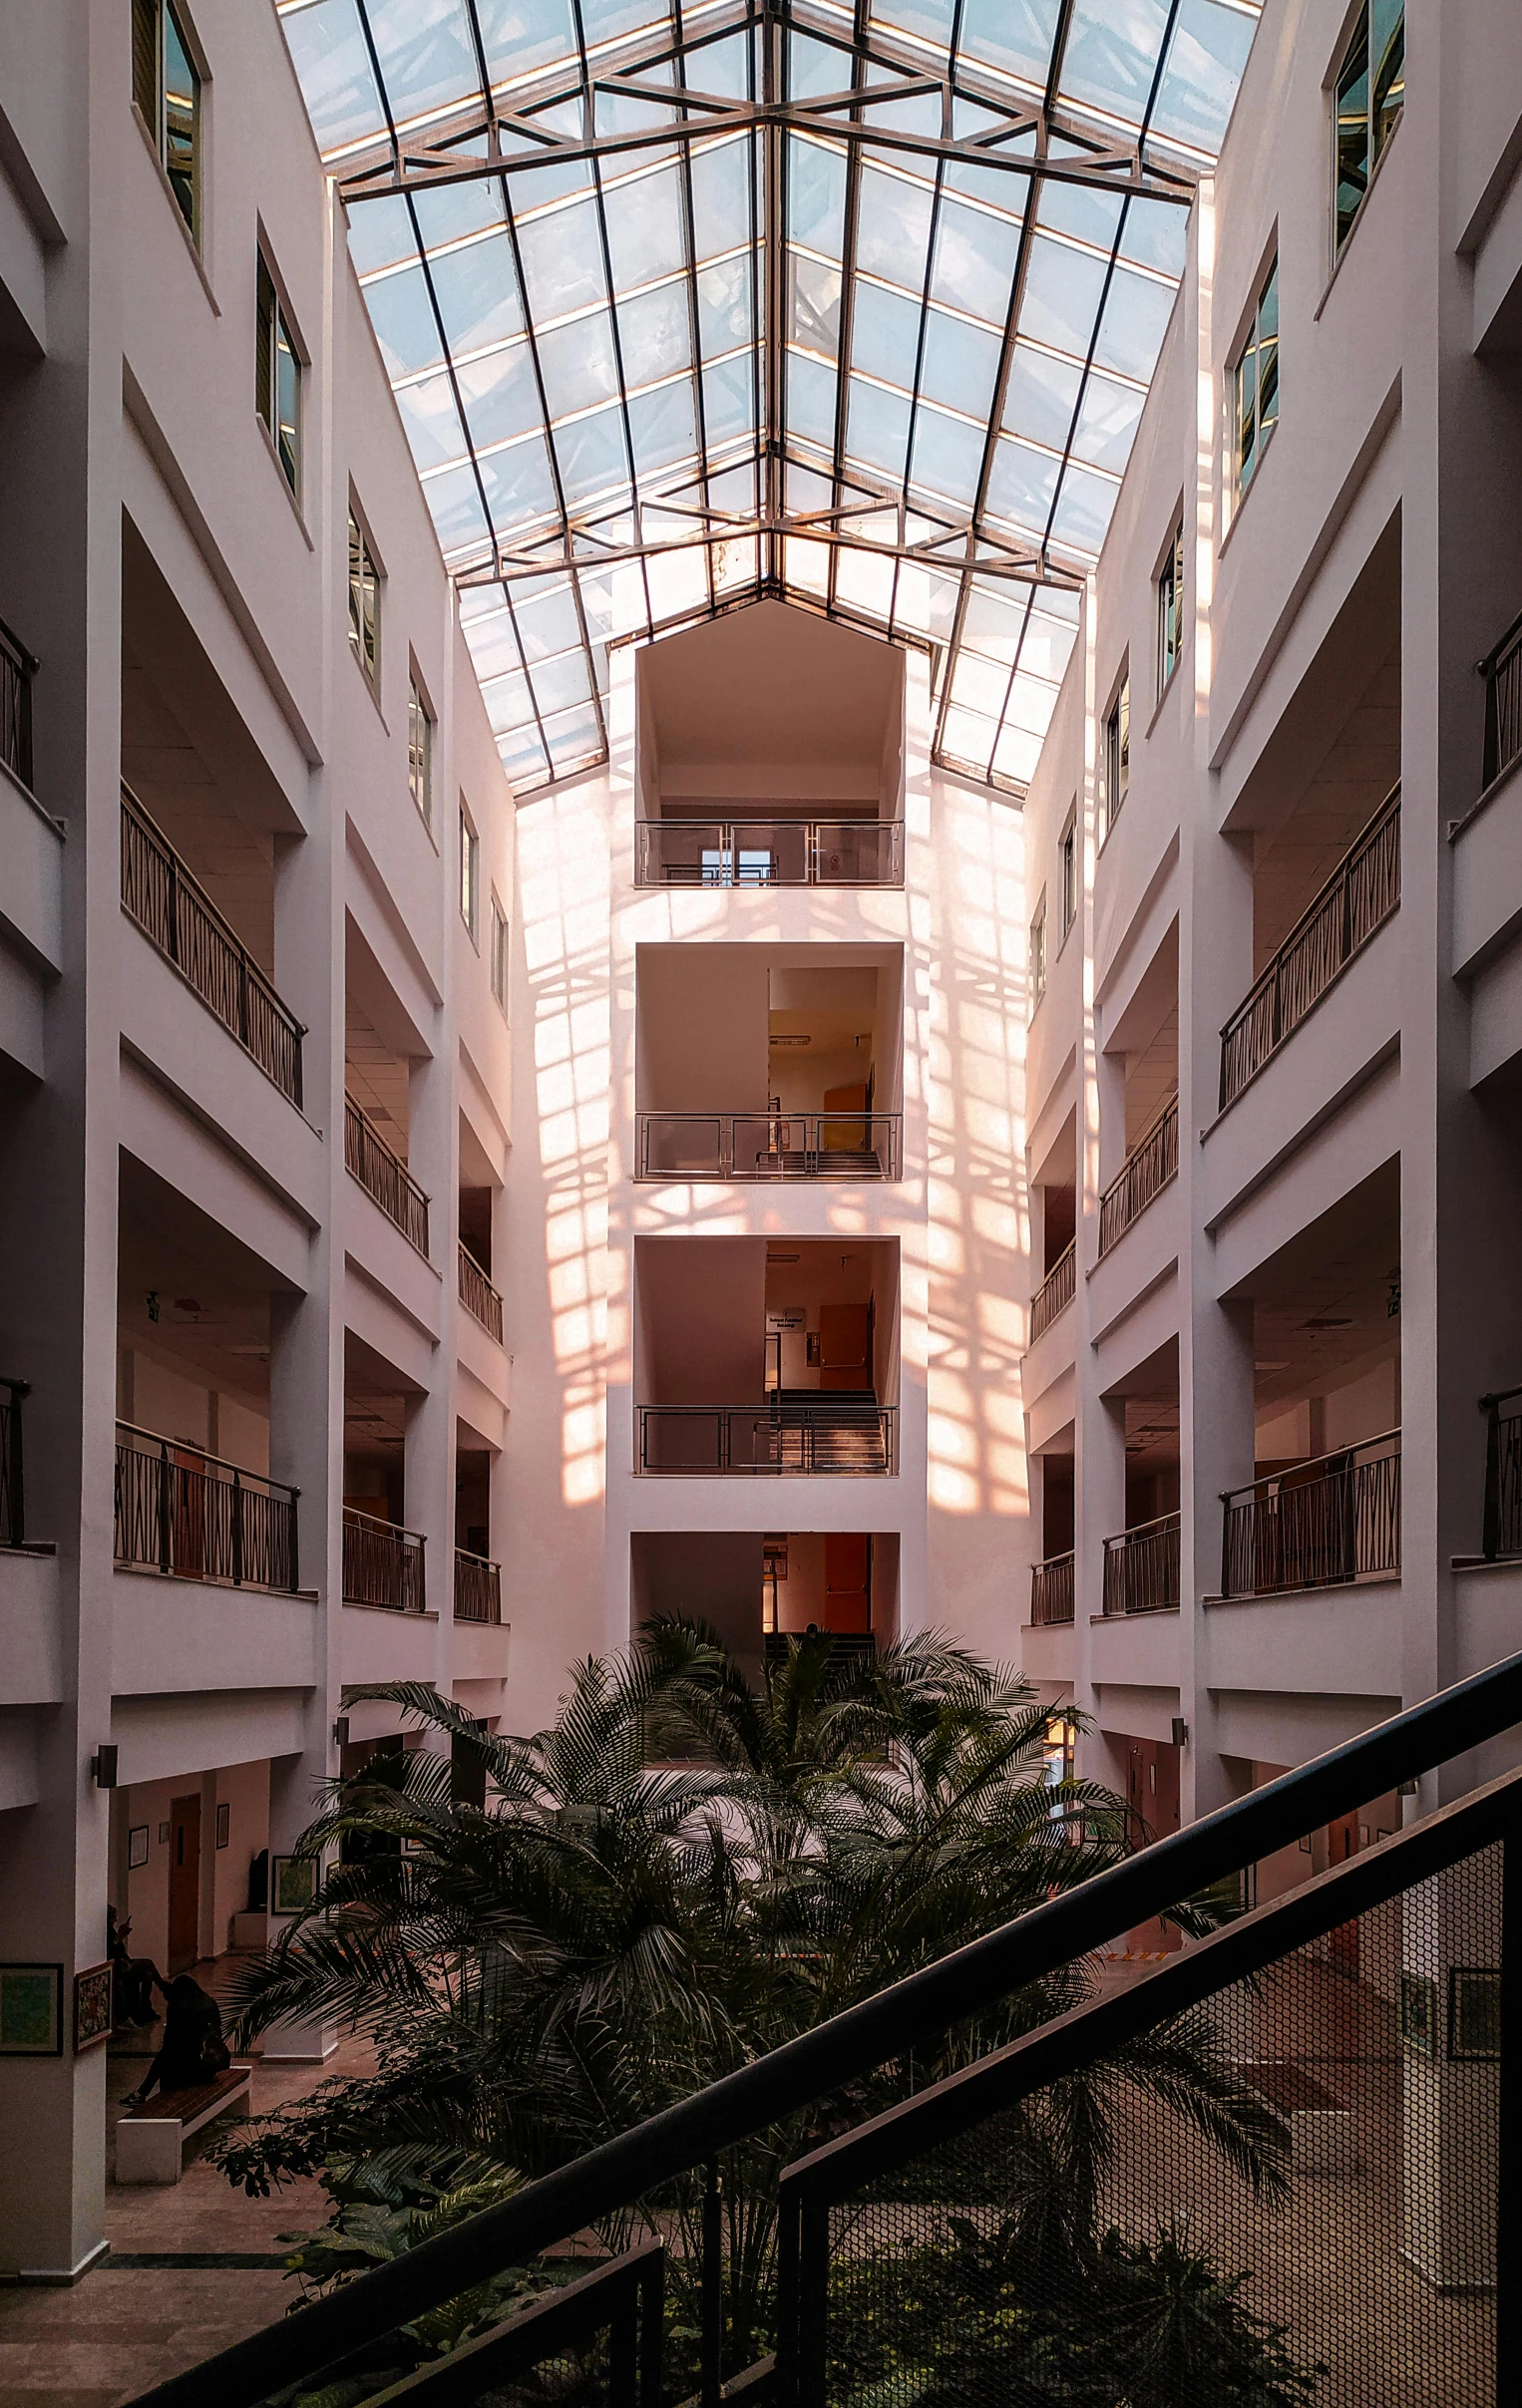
[[1242, 2060, 1359, 2175], [115, 2065, 253, 2186]]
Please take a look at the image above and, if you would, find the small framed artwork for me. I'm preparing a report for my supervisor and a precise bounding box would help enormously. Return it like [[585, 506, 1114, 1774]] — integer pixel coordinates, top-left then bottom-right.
[[1448, 1967, 1501, 2062], [1298, 1834, 1313, 1855], [73, 1963, 114, 2054], [271, 1854, 317, 1916], [128, 1825, 150, 1870], [215, 1803, 230, 1850], [0, 1964, 65, 2056], [1400, 1970, 1437, 2059]]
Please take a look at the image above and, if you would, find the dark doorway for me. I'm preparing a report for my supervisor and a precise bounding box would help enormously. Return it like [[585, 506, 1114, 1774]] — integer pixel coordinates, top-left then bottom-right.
[[168, 1792, 201, 1973]]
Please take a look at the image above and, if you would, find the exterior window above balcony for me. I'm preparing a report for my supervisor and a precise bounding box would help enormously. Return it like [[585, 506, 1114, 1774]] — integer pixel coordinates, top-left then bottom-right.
[[408, 670, 434, 828], [255, 249, 302, 500], [133, 0, 200, 243], [1335, 0, 1404, 256], [0, 615, 36, 795], [348, 509, 381, 689], [1231, 253, 1279, 501]]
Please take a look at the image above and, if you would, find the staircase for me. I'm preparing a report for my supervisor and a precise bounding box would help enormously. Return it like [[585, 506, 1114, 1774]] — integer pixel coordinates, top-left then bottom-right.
[[768, 1389, 891, 1472], [764, 1143, 886, 1179]]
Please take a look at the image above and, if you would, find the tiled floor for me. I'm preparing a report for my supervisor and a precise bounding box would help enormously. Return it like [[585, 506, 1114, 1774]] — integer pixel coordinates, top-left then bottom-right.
[[0, 1955, 373, 2407]]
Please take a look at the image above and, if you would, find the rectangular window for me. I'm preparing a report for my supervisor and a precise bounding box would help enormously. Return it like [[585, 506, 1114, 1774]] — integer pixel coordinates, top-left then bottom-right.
[[1103, 677, 1130, 836], [1232, 255, 1280, 499], [408, 674, 433, 828], [255, 251, 300, 499], [133, 0, 200, 243], [1059, 813, 1077, 937], [1335, 2, 1404, 254], [491, 895, 509, 1014], [348, 511, 379, 689], [1029, 896, 1047, 1010], [1157, 520, 1185, 695], [459, 803, 480, 941]]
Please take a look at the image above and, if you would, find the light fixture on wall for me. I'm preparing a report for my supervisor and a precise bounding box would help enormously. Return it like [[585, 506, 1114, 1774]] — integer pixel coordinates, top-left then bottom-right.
[[90, 1746, 119, 1789], [1170, 1718, 1189, 1750]]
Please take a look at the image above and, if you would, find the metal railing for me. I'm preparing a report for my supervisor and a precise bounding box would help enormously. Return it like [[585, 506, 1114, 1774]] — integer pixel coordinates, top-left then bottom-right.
[[458, 1241, 504, 1341], [637, 1401, 895, 1475], [1029, 1238, 1075, 1342], [1028, 1548, 1074, 1626], [636, 1111, 902, 1182], [0, 616, 35, 793], [1221, 1429, 1401, 1598], [127, 1650, 1522, 2408], [454, 1546, 503, 1624], [1218, 786, 1400, 1110], [1480, 608, 1522, 793], [1097, 1093, 1178, 1255], [114, 1423, 298, 1591], [1102, 1509, 1181, 1614], [0, 1378, 27, 1548], [345, 1095, 430, 1257], [634, 819, 904, 887], [120, 786, 304, 1107], [1481, 1384, 1522, 1559], [764, 1628, 876, 1671], [342, 1508, 426, 1613]]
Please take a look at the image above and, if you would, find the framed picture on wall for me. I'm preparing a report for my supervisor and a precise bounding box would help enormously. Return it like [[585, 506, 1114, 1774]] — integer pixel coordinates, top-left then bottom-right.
[[73, 1963, 113, 2054], [0, 1964, 64, 2055], [215, 1803, 230, 1850], [128, 1825, 150, 1870], [271, 1855, 317, 1916], [1448, 1967, 1501, 2061], [1399, 1970, 1437, 2059]]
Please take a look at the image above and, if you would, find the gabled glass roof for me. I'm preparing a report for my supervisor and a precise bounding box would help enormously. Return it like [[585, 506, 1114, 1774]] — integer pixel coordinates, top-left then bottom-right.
[[277, 0, 1260, 795]]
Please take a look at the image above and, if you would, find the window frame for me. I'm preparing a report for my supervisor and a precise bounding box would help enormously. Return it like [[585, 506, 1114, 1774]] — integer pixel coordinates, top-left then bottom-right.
[[255, 246, 302, 502], [1156, 518, 1185, 698], [1230, 251, 1280, 506], [1058, 810, 1077, 940], [132, 0, 202, 246], [491, 893, 510, 1015], [459, 801, 481, 945], [348, 507, 381, 694], [407, 666, 434, 831], [1102, 672, 1130, 841], [1332, 0, 1404, 260], [1028, 892, 1047, 1013]]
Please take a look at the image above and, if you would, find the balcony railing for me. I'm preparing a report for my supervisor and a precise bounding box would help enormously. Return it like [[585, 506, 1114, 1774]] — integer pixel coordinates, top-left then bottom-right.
[[120, 786, 304, 1107], [636, 1110, 902, 1183], [0, 616, 35, 793], [342, 1508, 426, 1612], [0, 1378, 28, 1548], [1097, 1095, 1178, 1256], [458, 1242, 504, 1341], [1030, 1238, 1075, 1342], [1481, 1385, 1522, 1559], [637, 1400, 895, 1475], [1480, 609, 1522, 793], [345, 1095, 430, 1257], [1221, 1429, 1400, 1598], [114, 1423, 298, 1591], [634, 819, 904, 887], [1029, 1549, 1074, 1626], [1102, 1511, 1181, 1615], [1218, 786, 1400, 1111], [454, 1546, 503, 1623]]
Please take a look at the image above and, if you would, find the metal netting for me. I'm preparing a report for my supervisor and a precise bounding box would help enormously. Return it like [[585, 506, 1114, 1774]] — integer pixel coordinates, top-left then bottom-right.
[[821, 1844, 1500, 2408]]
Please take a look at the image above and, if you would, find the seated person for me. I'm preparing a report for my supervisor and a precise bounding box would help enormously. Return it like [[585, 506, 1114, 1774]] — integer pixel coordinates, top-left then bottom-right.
[[107, 1904, 165, 2028], [121, 1974, 230, 2107]]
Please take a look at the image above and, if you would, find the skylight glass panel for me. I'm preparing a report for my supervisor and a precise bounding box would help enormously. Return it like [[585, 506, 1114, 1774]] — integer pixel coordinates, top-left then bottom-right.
[[1002, 344, 1084, 454], [363, 264, 448, 381], [845, 377, 912, 482], [1059, 0, 1173, 130], [702, 357, 755, 445], [985, 438, 1060, 541], [627, 378, 699, 476], [554, 407, 629, 504], [1091, 261, 1178, 382], [517, 200, 609, 320], [280, 0, 385, 155], [787, 352, 838, 454], [429, 236, 526, 353], [618, 283, 691, 386], [788, 140, 848, 256], [956, 0, 1066, 91], [1049, 458, 1120, 556], [363, 0, 483, 127], [850, 282, 921, 388], [472, 0, 578, 89], [396, 371, 471, 471], [1071, 369, 1146, 473], [927, 197, 1022, 324], [421, 461, 493, 552], [537, 313, 620, 418], [1019, 235, 1109, 360], [1150, 0, 1257, 154], [917, 311, 1003, 423], [456, 343, 542, 450], [909, 405, 985, 509], [604, 166, 687, 291], [856, 164, 935, 289]]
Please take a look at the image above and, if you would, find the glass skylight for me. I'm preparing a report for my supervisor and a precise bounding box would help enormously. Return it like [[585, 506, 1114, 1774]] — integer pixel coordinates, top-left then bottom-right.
[[278, 0, 1260, 794]]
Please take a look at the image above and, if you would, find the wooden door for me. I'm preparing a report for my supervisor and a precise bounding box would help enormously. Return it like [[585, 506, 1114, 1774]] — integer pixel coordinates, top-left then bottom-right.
[[822, 1081, 868, 1152], [168, 1792, 201, 1974], [1125, 1740, 1182, 1954], [824, 1533, 871, 1631], [1328, 1811, 1360, 1974], [819, 1301, 872, 1389]]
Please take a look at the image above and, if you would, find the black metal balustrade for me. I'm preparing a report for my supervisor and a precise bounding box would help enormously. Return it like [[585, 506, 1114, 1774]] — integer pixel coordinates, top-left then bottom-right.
[[131, 1650, 1522, 2408], [635, 819, 904, 887], [1028, 1549, 1074, 1625], [0, 616, 35, 792], [114, 1424, 298, 1591], [120, 786, 304, 1107], [346, 1095, 430, 1256], [341, 1507, 426, 1613], [454, 1546, 503, 1624], [1102, 1509, 1181, 1614], [1029, 1237, 1075, 1342], [1480, 608, 1522, 793], [764, 1628, 875, 1672], [458, 1241, 505, 1341], [1221, 1429, 1401, 1598], [636, 1111, 902, 1182], [1097, 1093, 1178, 1255], [638, 1401, 895, 1475], [1218, 786, 1401, 1110], [0, 1378, 27, 1548], [1481, 1384, 1522, 1559]]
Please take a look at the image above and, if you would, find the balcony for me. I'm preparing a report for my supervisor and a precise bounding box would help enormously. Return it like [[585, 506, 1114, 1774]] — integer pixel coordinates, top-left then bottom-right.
[[1102, 1512, 1181, 1615], [114, 1423, 299, 1592], [635, 820, 903, 888], [1029, 1550, 1074, 1626], [1481, 1386, 1522, 1558], [636, 1110, 902, 1183], [1220, 1432, 1400, 1599], [120, 785, 305, 1107], [1097, 1096, 1178, 1257], [1030, 1239, 1075, 1342], [637, 1398, 895, 1475], [0, 1379, 26, 1547], [1480, 610, 1522, 795], [342, 1507, 426, 1612], [0, 616, 35, 793], [1218, 789, 1400, 1111], [458, 1241, 504, 1342], [454, 1546, 503, 1624], [346, 1094, 430, 1257]]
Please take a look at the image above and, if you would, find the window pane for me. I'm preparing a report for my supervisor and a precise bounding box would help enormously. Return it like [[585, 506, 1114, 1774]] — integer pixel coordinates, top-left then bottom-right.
[[1335, 14, 1371, 250], [409, 680, 432, 824], [276, 307, 301, 494], [163, 4, 198, 238]]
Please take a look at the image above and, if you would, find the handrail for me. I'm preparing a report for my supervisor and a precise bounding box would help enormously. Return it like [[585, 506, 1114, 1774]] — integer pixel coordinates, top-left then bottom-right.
[[114, 1422, 299, 1592], [1479, 606, 1522, 792], [127, 1647, 1522, 2408], [1096, 1092, 1178, 1255], [120, 785, 305, 1107], [454, 1545, 503, 1624], [1101, 1508, 1181, 1615], [0, 614, 36, 793], [458, 1240, 505, 1342], [1221, 1428, 1400, 1599], [0, 1377, 28, 1548], [345, 1094, 430, 1257], [1482, 1384, 1522, 1560], [634, 819, 904, 888], [637, 1402, 895, 1476], [1029, 1237, 1075, 1342], [1220, 1425, 1402, 1504], [341, 1506, 426, 1614], [636, 1110, 903, 1182], [1028, 1549, 1074, 1626]]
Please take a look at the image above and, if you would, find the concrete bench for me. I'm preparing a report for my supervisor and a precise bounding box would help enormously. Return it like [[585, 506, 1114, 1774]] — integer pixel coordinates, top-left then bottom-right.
[[1243, 2060, 1359, 2175], [115, 2065, 252, 2186]]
